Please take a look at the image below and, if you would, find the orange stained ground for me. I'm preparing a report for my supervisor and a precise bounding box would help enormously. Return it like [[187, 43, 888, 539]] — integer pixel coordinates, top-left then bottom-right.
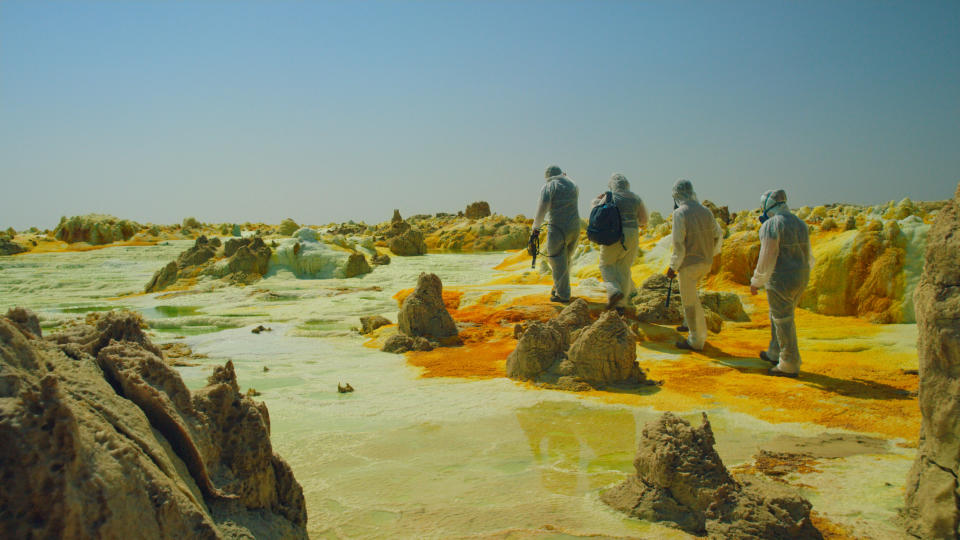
[[393, 281, 920, 442]]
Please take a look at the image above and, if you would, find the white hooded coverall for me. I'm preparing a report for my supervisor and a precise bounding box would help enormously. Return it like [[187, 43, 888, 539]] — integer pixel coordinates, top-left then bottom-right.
[[670, 185, 724, 350]]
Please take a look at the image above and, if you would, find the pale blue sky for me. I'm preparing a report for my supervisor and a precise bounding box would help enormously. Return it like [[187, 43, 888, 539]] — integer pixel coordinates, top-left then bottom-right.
[[1, 1, 958, 229]]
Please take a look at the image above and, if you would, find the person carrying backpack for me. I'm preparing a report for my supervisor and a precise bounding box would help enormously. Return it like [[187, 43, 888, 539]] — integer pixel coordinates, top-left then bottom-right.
[[529, 165, 580, 303], [591, 174, 648, 310]]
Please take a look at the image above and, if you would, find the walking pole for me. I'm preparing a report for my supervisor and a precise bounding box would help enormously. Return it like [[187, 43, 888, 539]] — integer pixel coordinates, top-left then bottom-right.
[[665, 276, 675, 308]]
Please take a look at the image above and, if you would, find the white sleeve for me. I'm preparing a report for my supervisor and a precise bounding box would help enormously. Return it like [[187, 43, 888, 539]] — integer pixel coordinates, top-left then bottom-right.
[[637, 198, 649, 229], [669, 211, 686, 270], [712, 218, 724, 256], [750, 235, 780, 288], [532, 184, 550, 230]]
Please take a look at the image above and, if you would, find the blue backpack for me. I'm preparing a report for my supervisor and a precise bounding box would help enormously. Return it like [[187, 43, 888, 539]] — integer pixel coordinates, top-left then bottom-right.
[[587, 192, 624, 246]]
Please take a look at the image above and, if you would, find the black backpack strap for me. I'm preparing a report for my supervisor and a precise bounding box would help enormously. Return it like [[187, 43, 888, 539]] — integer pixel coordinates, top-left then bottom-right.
[[609, 191, 626, 249]]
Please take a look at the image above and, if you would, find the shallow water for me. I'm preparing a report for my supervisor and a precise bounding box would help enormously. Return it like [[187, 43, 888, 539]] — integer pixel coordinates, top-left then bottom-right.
[[0, 244, 913, 538]]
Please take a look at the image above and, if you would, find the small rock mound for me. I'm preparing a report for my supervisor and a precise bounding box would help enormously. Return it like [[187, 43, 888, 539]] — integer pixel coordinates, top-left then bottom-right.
[[359, 315, 391, 335], [506, 322, 564, 380], [381, 334, 434, 354], [567, 311, 645, 385], [5, 306, 41, 338], [279, 218, 300, 236], [465, 201, 492, 219], [0, 232, 26, 255], [602, 412, 821, 539], [397, 273, 458, 341], [384, 210, 427, 256]]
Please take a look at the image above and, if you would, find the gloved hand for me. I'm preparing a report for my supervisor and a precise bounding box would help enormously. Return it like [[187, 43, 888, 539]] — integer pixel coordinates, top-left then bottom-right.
[[665, 267, 677, 280], [527, 230, 539, 256]]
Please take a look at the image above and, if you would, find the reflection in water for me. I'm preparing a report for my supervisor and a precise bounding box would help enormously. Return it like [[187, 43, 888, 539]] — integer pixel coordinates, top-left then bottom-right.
[[516, 401, 642, 496]]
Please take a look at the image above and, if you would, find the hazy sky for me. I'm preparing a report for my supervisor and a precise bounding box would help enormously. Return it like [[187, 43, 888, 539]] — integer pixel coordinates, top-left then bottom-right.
[[1, 1, 958, 230]]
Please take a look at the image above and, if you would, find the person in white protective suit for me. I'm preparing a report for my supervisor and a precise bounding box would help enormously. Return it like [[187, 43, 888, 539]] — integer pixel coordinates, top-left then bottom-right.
[[593, 174, 648, 310], [749, 189, 814, 377], [666, 179, 724, 351], [529, 165, 580, 303]]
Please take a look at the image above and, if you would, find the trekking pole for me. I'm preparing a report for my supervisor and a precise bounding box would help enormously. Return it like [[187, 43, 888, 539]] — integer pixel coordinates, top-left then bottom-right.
[[665, 276, 675, 308]]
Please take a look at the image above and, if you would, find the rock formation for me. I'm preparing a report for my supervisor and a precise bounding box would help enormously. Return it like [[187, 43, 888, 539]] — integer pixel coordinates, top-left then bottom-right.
[[602, 412, 821, 539], [145, 236, 274, 293], [0, 231, 26, 256], [54, 214, 141, 245], [383, 211, 427, 256], [903, 182, 960, 539], [801, 219, 910, 323], [464, 201, 492, 219], [567, 310, 645, 385], [712, 231, 761, 285], [506, 322, 565, 380], [359, 315, 391, 335], [702, 199, 731, 225], [397, 273, 458, 341], [370, 252, 391, 266], [507, 300, 647, 389], [278, 218, 300, 236], [0, 309, 307, 539], [381, 334, 434, 354]]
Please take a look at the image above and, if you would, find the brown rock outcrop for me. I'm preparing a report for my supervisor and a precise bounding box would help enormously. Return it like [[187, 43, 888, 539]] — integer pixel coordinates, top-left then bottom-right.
[[903, 182, 960, 539], [602, 412, 821, 539], [359, 315, 392, 335], [384, 211, 427, 256], [506, 322, 565, 380], [387, 228, 427, 256], [146, 261, 179, 293], [567, 311, 644, 385], [146, 236, 274, 292], [0, 309, 307, 539], [380, 334, 433, 354], [279, 218, 299, 236], [0, 233, 26, 256], [397, 273, 458, 341], [5, 306, 41, 338], [465, 201, 492, 220], [53, 214, 141, 245]]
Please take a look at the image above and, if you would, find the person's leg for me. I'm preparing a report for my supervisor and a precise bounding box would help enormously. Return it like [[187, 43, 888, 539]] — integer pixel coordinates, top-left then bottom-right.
[[561, 226, 579, 300], [548, 226, 578, 301], [678, 263, 710, 350], [599, 243, 623, 303], [620, 229, 640, 306], [767, 285, 800, 373], [765, 306, 781, 361]]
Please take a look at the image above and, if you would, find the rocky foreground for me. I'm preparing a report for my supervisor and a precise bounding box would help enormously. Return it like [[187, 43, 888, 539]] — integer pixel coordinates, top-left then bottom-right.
[[0, 309, 307, 539], [903, 182, 960, 538], [602, 412, 822, 539]]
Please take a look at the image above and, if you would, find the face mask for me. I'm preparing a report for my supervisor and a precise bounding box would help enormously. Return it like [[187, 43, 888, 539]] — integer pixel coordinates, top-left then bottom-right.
[[758, 201, 784, 224]]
